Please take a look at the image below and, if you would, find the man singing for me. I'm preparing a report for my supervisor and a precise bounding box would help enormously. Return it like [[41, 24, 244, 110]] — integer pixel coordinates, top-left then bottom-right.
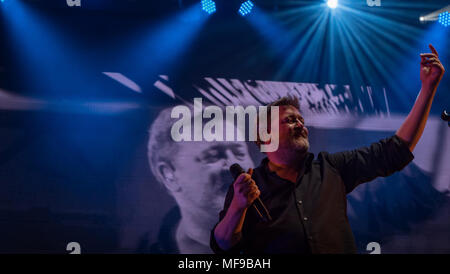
[[210, 44, 446, 254]]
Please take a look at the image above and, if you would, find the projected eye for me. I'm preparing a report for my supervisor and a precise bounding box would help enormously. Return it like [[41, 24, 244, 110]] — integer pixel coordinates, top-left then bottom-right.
[[200, 149, 221, 163], [232, 146, 247, 159]]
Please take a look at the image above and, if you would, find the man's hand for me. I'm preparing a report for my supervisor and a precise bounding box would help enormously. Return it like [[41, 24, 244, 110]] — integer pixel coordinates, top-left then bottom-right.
[[420, 44, 445, 89], [213, 168, 260, 251], [396, 44, 445, 151], [231, 168, 260, 210]]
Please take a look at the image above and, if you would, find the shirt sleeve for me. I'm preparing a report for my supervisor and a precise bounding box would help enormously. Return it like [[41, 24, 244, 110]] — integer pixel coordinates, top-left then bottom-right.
[[325, 134, 415, 193], [210, 183, 244, 254]]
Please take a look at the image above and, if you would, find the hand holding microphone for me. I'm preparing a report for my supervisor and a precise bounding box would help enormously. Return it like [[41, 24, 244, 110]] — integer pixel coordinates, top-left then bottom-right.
[[230, 164, 272, 222], [231, 167, 260, 210]]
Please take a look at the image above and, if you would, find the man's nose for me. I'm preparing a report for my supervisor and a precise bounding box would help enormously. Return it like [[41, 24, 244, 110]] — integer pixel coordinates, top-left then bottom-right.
[[223, 150, 238, 168], [294, 119, 304, 129]]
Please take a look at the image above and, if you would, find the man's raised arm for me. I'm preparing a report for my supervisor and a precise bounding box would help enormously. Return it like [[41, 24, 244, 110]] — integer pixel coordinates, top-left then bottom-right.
[[396, 44, 445, 151]]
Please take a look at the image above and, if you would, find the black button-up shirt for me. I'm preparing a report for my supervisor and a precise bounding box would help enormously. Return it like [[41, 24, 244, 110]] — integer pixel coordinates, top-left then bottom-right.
[[211, 135, 414, 254]]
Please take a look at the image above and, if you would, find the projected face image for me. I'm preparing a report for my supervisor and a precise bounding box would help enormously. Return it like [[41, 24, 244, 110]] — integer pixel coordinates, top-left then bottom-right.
[[148, 107, 255, 222], [146, 107, 256, 253], [172, 140, 254, 213]]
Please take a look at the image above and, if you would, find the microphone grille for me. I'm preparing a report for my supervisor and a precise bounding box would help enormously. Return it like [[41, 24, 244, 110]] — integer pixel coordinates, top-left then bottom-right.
[[229, 163, 245, 180]]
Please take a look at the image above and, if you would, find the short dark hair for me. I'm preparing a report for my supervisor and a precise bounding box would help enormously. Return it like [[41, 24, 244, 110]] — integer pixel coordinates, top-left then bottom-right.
[[255, 96, 301, 148], [266, 95, 300, 111], [264, 95, 301, 125]]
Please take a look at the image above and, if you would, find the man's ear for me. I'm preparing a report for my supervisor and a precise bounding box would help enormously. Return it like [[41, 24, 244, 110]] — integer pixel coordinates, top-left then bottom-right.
[[156, 162, 181, 193]]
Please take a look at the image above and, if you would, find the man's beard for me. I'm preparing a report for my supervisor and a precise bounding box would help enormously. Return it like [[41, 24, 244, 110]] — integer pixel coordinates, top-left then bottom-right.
[[292, 137, 309, 153], [290, 130, 309, 153]]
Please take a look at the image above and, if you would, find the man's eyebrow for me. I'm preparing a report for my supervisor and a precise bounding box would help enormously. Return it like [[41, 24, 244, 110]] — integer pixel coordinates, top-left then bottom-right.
[[200, 146, 220, 153], [200, 143, 240, 153], [209, 143, 246, 152], [294, 113, 304, 119], [285, 114, 304, 120]]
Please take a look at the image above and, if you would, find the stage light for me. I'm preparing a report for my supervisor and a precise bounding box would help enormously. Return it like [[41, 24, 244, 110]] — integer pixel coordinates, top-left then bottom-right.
[[201, 0, 216, 15], [419, 16, 424, 22], [239, 1, 254, 16], [327, 0, 338, 9], [438, 11, 449, 27]]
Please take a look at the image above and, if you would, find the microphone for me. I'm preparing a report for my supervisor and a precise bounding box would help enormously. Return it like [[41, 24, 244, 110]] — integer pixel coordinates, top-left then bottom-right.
[[229, 163, 272, 222], [442, 110, 450, 127], [442, 110, 450, 121]]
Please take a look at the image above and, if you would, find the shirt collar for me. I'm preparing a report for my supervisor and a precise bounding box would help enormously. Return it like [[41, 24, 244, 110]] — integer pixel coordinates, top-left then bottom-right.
[[261, 152, 315, 182]]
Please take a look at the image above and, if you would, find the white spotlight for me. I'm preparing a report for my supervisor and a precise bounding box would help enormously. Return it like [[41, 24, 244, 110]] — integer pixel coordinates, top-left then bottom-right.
[[327, 0, 338, 9], [419, 16, 424, 21]]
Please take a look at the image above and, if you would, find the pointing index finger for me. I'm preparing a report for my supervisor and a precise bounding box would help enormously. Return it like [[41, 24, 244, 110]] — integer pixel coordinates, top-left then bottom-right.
[[429, 44, 439, 58]]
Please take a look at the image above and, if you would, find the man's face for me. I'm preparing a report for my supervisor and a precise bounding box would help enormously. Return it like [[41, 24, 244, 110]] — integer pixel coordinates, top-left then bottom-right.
[[171, 140, 254, 214], [276, 105, 309, 153]]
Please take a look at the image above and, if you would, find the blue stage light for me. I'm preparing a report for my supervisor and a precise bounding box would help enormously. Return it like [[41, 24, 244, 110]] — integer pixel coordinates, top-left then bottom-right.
[[239, 1, 254, 16], [327, 0, 338, 9], [438, 11, 449, 27], [201, 0, 216, 15]]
